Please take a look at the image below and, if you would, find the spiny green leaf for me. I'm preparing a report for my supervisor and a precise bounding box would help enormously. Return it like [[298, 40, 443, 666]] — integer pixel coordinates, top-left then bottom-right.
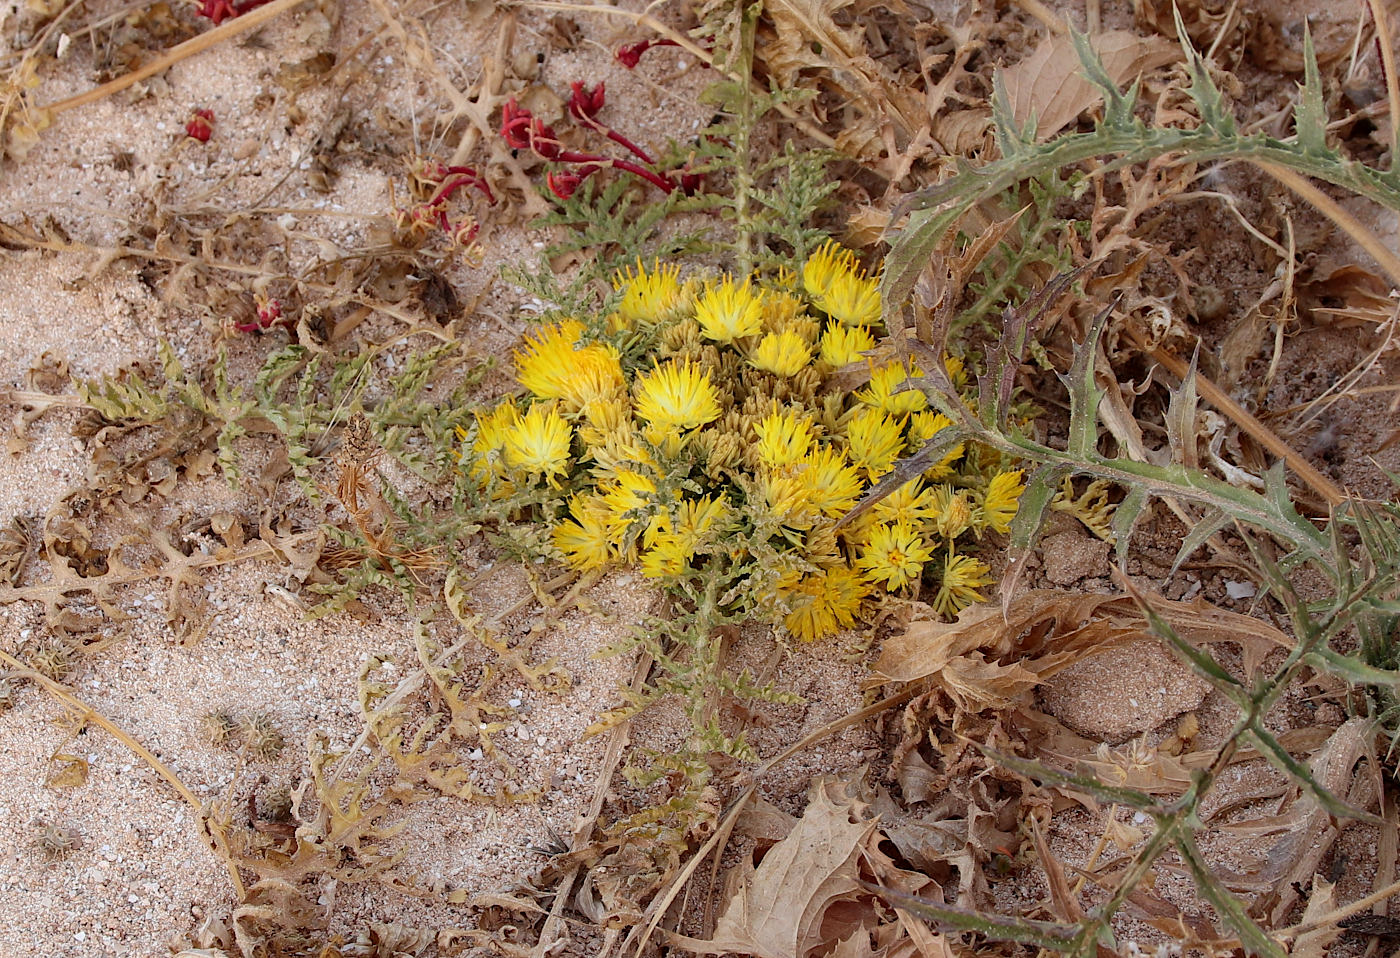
[[1173, 5, 1233, 135], [1062, 300, 1112, 459], [1126, 581, 1251, 705], [1111, 484, 1148, 568], [1175, 831, 1288, 958], [1295, 25, 1328, 156], [1168, 507, 1231, 578], [1069, 28, 1139, 130], [981, 746, 1162, 809], [991, 70, 1034, 157], [880, 202, 969, 329], [866, 883, 1083, 947], [1244, 724, 1382, 825], [1304, 646, 1400, 690], [1004, 462, 1066, 597]]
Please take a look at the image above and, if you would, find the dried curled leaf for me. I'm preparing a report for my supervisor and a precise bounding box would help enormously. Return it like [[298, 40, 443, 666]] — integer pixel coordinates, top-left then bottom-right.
[[1000, 30, 1179, 142], [873, 590, 1290, 711], [674, 777, 938, 958]]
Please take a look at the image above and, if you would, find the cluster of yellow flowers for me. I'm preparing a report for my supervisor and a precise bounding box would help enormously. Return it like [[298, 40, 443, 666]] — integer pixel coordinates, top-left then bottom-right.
[[463, 241, 1026, 640]]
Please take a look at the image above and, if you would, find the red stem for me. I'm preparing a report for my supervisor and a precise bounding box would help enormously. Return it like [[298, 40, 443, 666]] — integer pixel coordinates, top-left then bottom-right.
[[554, 149, 675, 193], [575, 113, 655, 165], [430, 169, 495, 205]]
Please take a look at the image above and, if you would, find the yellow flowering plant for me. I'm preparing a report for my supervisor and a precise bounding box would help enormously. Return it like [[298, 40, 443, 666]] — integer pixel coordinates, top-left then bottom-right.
[[462, 241, 1028, 642]]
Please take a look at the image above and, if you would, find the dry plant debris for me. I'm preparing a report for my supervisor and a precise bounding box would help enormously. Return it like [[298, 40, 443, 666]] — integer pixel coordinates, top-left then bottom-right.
[[1, 0, 1399, 955]]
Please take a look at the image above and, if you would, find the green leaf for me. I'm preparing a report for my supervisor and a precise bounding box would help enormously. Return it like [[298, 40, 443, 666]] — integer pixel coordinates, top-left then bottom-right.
[[1295, 25, 1328, 156], [866, 883, 1082, 947], [1069, 28, 1139, 130], [1304, 646, 1400, 690], [879, 202, 969, 329], [981, 746, 1163, 809], [1245, 723, 1383, 824], [1062, 300, 1112, 459], [1175, 831, 1288, 958], [1173, 6, 1234, 136], [1127, 582, 1250, 704], [1002, 462, 1066, 598], [991, 71, 1034, 157], [1111, 485, 1148, 569], [1167, 507, 1231, 578]]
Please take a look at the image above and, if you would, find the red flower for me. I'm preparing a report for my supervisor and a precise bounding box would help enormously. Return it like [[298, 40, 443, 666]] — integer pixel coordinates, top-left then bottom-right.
[[195, 0, 272, 24], [616, 38, 679, 69], [546, 170, 586, 199], [185, 108, 215, 143], [568, 82, 606, 122], [500, 100, 533, 150]]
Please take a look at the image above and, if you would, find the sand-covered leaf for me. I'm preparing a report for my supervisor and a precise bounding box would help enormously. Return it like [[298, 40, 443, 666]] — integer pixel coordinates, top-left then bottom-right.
[[874, 590, 1290, 711]]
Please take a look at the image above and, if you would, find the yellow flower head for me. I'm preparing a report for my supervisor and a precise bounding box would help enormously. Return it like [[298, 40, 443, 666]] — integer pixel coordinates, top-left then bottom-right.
[[755, 409, 816, 469], [944, 353, 969, 391], [844, 406, 905, 481], [613, 259, 688, 328], [802, 240, 860, 303], [695, 275, 764, 343], [857, 521, 935, 592], [749, 329, 813, 377], [639, 495, 729, 578], [640, 507, 682, 577], [908, 411, 964, 479], [934, 552, 993, 617], [600, 469, 657, 535], [873, 479, 939, 528], [760, 469, 815, 528], [634, 361, 722, 431], [468, 398, 520, 484], [858, 360, 927, 416], [552, 494, 615, 570], [819, 322, 875, 368], [503, 403, 573, 487], [583, 416, 656, 480], [514, 322, 626, 412], [513, 319, 583, 397], [977, 469, 1025, 535], [928, 484, 973, 540], [799, 447, 865, 518], [782, 564, 869, 641], [676, 494, 729, 539], [815, 271, 881, 327]]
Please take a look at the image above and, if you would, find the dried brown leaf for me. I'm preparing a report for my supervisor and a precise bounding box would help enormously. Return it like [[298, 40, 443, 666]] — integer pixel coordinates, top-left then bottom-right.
[[764, 0, 873, 85], [873, 590, 1290, 713], [1291, 876, 1341, 958], [678, 777, 930, 958], [45, 752, 90, 788], [761, 0, 926, 168], [1000, 30, 1178, 141], [699, 778, 873, 957], [1254, 718, 1380, 924]]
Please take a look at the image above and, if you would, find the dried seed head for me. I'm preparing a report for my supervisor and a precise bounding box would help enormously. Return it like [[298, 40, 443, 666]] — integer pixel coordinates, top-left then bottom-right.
[[27, 641, 75, 682], [33, 821, 81, 860], [339, 413, 379, 467], [258, 784, 294, 823], [199, 710, 239, 748], [657, 318, 702, 354], [240, 713, 285, 760]]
